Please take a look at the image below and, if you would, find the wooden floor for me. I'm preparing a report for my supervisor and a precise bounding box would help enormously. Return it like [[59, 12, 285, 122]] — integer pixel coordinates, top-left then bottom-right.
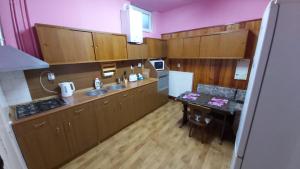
[[61, 100, 234, 169]]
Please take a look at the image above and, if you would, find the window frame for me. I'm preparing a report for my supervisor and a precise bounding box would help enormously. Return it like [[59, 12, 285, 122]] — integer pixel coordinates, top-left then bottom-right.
[[131, 5, 152, 33]]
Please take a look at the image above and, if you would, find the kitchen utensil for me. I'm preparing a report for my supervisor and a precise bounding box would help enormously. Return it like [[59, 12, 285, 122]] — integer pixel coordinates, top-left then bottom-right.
[[58, 82, 75, 97]]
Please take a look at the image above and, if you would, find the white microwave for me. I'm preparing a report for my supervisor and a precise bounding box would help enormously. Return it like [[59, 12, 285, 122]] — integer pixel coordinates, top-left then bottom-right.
[[150, 60, 165, 71]]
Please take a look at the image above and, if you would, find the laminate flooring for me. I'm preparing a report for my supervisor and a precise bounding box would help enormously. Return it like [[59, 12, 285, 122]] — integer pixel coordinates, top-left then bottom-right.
[[61, 100, 233, 169]]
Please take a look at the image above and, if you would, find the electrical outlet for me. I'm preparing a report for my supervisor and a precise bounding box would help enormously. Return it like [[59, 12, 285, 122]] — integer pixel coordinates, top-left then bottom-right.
[[177, 63, 181, 68], [138, 63, 142, 68], [47, 72, 55, 81]]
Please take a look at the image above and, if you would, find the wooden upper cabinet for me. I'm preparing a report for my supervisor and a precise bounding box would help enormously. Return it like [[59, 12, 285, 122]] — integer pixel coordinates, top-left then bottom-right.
[[13, 113, 70, 169], [200, 30, 249, 59], [199, 34, 221, 58], [36, 24, 95, 64], [219, 30, 249, 58], [183, 37, 201, 58], [93, 33, 128, 61], [167, 38, 183, 58], [144, 38, 165, 58], [127, 44, 148, 60]]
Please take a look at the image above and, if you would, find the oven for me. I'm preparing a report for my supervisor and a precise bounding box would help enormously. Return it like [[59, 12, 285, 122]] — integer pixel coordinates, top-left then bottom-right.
[[157, 71, 169, 92]]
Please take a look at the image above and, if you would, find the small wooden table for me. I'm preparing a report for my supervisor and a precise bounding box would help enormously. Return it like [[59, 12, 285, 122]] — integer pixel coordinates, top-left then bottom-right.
[[176, 92, 243, 143]]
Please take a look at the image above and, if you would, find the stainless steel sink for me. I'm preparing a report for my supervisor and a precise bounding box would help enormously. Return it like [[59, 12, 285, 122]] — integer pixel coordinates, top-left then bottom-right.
[[85, 89, 108, 96], [105, 84, 126, 91]]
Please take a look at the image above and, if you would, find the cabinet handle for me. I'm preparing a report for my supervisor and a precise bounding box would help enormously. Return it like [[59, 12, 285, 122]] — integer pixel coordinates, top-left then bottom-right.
[[68, 122, 72, 128], [74, 108, 84, 113], [103, 100, 109, 105], [123, 94, 128, 97], [56, 127, 60, 134], [33, 121, 46, 128]]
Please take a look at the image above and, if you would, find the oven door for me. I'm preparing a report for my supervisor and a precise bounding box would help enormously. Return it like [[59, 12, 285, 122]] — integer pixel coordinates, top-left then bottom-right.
[[158, 74, 169, 92]]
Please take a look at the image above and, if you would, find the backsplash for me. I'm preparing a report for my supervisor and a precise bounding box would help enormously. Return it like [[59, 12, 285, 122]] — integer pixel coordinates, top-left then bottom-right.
[[0, 71, 32, 106], [25, 61, 144, 99]]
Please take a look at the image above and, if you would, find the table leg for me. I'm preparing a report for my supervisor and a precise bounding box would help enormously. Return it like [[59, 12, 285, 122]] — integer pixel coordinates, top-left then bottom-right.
[[180, 103, 188, 128], [219, 114, 228, 144]]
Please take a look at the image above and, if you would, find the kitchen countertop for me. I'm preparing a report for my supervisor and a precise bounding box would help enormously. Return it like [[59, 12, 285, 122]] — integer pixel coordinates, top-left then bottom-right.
[[10, 78, 158, 125]]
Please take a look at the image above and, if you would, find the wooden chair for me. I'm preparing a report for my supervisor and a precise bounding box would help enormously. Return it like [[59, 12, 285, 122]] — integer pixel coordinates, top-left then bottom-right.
[[188, 103, 213, 143]]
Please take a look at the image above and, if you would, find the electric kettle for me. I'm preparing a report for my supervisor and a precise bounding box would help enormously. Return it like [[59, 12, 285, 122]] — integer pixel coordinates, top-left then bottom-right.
[[58, 82, 75, 97]]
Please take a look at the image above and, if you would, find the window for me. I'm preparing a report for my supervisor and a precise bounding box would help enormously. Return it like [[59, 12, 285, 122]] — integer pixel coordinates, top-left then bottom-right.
[[132, 6, 152, 32]]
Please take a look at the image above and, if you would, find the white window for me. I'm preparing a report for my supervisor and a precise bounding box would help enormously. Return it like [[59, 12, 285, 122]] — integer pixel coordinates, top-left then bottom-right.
[[132, 6, 152, 32]]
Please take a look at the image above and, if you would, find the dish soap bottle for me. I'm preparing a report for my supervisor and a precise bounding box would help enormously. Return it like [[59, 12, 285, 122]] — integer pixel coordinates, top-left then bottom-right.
[[95, 78, 101, 90]]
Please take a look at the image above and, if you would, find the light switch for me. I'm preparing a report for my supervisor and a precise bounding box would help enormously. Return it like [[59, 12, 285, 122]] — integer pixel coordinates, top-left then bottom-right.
[[177, 63, 181, 68]]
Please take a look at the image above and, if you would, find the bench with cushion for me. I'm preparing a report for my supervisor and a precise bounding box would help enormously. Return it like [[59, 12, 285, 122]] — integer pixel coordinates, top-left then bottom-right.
[[197, 84, 237, 100], [196, 84, 247, 136]]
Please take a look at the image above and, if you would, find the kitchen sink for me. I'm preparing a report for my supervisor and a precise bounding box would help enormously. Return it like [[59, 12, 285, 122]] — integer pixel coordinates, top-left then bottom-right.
[[105, 84, 126, 91], [85, 89, 108, 96]]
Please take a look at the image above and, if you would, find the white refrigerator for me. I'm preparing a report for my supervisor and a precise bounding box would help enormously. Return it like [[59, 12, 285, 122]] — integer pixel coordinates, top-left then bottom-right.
[[231, 0, 300, 169]]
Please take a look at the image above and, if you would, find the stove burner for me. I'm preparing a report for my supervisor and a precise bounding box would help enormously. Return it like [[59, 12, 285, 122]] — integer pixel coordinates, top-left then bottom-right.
[[15, 98, 66, 119]]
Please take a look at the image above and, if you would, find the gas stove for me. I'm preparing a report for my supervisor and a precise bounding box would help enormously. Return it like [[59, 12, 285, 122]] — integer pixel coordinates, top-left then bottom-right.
[[15, 98, 66, 119]]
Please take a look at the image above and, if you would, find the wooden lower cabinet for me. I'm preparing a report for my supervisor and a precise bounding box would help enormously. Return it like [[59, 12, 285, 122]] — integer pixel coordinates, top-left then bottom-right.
[[13, 113, 70, 169], [14, 82, 162, 169], [94, 94, 119, 141], [63, 102, 98, 156]]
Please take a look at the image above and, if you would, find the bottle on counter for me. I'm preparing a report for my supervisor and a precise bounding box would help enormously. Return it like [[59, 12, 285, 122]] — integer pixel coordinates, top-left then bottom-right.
[[95, 78, 102, 90]]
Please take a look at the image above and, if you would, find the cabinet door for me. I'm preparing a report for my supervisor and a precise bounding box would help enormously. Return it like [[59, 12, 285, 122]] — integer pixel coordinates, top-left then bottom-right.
[[112, 35, 128, 60], [93, 33, 128, 61], [127, 44, 149, 60], [36, 25, 95, 64], [13, 113, 70, 169], [118, 90, 136, 128], [167, 38, 183, 58], [183, 37, 201, 58], [94, 94, 120, 141], [135, 86, 149, 118], [64, 102, 98, 156], [127, 44, 141, 60], [199, 34, 221, 58], [219, 30, 249, 58], [145, 38, 164, 58]]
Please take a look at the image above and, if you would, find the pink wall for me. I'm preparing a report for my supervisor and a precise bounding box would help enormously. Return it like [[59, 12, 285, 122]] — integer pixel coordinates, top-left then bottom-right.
[[0, 0, 18, 48], [26, 0, 129, 34], [1, 0, 269, 55], [158, 0, 269, 34], [143, 12, 161, 38]]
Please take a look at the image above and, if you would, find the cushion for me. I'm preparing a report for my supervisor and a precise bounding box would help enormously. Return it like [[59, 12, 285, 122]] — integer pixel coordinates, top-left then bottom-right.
[[197, 84, 237, 100], [235, 89, 247, 103]]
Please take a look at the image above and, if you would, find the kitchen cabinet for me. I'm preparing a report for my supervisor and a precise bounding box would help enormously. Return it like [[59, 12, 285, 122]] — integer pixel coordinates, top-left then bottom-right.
[[127, 44, 148, 60], [63, 102, 98, 156], [118, 90, 136, 128], [36, 24, 95, 64], [13, 113, 70, 169], [145, 83, 159, 113], [93, 33, 128, 61], [167, 38, 183, 58], [166, 29, 249, 59], [183, 37, 201, 58], [199, 34, 221, 58], [14, 81, 161, 169], [94, 94, 120, 141], [144, 38, 166, 58], [199, 30, 249, 59], [219, 30, 249, 58], [135, 86, 148, 119]]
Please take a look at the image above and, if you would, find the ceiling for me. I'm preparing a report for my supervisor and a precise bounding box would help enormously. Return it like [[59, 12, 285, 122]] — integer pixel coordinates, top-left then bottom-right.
[[129, 0, 200, 12]]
